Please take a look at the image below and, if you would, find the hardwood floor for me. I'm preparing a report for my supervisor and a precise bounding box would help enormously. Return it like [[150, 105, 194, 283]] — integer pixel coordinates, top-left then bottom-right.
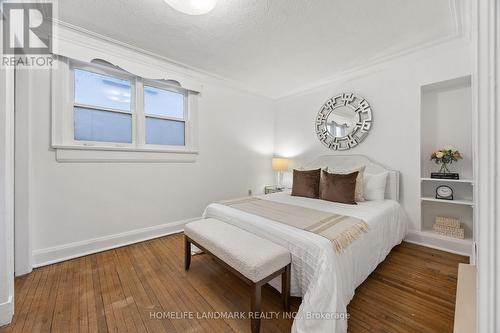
[[1, 234, 468, 333]]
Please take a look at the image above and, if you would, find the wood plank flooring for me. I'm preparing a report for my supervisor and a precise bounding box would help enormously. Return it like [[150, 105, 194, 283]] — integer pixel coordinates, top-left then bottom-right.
[[0, 233, 468, 333]]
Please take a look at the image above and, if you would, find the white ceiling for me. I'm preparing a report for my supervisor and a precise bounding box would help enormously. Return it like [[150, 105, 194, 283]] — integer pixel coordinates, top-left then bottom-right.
[[58, 0, 463, 98]]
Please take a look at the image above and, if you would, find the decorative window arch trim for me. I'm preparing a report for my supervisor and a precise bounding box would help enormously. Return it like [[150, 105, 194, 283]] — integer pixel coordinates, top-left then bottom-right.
[[52, 25, 203, 93]]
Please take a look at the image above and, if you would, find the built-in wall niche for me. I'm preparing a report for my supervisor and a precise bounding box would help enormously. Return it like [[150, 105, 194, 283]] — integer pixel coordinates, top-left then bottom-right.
[[420, 76, 473, 180], [421, 201, 473, 239], [418, 75, 474, 255]]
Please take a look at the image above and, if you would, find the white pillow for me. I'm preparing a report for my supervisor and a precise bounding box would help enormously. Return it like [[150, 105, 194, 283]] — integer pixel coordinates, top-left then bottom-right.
[[363, 172, 388, 201], [328, 166, 366, 202]]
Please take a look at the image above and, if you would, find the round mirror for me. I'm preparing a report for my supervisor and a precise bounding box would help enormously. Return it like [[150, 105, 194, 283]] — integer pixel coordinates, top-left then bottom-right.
[[315, 93, 373, 150]]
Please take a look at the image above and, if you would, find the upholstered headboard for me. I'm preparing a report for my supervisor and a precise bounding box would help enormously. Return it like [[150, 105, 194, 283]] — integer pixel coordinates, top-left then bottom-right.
[[302, 154, 400, 201]]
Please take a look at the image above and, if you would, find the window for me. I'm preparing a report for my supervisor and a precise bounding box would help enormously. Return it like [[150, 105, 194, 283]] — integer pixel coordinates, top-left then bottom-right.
[[71, 62, 189, 148], [144, 84, 186, 146], [51, 58, 199, 162], [73, 69, 133, 143]]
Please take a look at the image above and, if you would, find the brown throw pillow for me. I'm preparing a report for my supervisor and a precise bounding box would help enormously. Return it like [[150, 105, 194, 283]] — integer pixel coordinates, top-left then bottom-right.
[[320, 170, 358, 205], [291, 169, 321, 199]]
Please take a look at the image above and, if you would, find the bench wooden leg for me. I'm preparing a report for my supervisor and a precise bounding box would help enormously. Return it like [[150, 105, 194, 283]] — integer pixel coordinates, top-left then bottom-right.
[[251, 283, 262, 333], [282, 264, 291, 312], [184, 236, 191, 271]]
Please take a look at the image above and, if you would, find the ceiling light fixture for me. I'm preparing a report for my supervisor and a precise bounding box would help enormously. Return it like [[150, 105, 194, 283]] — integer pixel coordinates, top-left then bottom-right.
[[164, 0, 217, 15]]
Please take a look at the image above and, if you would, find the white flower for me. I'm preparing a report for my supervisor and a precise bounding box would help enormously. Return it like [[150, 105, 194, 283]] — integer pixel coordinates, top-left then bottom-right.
[[436, 152, 444, 158], [444, 145, 457, 152]]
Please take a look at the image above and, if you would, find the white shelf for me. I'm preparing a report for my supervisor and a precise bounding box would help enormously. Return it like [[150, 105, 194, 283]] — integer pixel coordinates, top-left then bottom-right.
[[421, 197, 474, 206], [406, 230, 473, 256], [421, 177, 474, 184], [419, 229, 473, 245]]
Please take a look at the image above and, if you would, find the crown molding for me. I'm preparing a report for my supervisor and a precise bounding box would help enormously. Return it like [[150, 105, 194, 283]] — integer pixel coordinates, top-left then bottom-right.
[[53, 1, 470, 101], [275, 34, 468, 101], [52, 19, 273, 100], [275, 0, 470, 100]]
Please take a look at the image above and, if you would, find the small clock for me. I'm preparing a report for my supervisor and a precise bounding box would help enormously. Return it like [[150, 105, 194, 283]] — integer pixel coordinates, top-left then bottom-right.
[[436, 185, 453, 200]]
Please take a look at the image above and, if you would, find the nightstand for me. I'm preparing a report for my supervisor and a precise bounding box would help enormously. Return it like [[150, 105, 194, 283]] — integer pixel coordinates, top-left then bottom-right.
[[264, 185, 284, 195]]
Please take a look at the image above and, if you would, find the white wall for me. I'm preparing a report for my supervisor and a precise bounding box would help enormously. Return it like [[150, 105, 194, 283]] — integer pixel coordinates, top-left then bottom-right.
[[0, 67, 15, 325], [17, 35, 473, 267], [14, 69, 33, 275], [18, 68, 275, 267], [420, 78, 473, 179], [273, 38, 473, 233]]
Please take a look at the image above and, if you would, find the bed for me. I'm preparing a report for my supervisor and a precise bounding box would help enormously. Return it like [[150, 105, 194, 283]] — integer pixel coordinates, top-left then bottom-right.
[[203, 155, 408, 333]]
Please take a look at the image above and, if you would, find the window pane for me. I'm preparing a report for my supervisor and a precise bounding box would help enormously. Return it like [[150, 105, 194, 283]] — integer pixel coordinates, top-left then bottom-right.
[[74, 107, 132, 143], [145, 117, 185, 146], [74, 69, 131, 111], [144, 85, 184, 119]]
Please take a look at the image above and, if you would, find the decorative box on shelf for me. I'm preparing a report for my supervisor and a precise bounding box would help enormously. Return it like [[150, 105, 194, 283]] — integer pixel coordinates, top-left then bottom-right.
[[432, 216, 465, 239], [435, 216, 461, 228]]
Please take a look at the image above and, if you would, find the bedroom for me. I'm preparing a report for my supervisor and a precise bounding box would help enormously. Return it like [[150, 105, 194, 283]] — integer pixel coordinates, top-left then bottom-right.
[[0, 0, 498, 332]]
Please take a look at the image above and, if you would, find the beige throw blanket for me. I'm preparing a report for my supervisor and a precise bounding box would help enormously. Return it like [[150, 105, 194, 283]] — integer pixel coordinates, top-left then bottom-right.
[[219, 197, 369, 253]]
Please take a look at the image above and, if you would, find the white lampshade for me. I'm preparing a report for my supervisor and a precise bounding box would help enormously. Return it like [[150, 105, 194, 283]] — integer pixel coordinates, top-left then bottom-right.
[[272, 158, 289, 171], [164, 0, 217, 15]]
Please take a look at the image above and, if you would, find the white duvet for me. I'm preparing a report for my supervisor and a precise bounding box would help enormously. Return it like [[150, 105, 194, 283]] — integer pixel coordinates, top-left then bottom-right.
[[203, 191, 408, 333]]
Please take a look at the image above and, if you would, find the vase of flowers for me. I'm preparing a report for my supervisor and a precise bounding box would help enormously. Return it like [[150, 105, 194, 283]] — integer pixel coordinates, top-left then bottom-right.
[[431, 147, 462, 174]]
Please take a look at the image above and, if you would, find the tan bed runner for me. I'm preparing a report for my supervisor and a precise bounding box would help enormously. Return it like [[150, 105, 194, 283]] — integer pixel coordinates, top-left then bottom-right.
[[219, 197, 369, 253]]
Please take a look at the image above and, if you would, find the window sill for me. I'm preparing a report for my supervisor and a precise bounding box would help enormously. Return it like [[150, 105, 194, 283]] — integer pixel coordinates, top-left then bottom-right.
[[53, 144, 198, 163]]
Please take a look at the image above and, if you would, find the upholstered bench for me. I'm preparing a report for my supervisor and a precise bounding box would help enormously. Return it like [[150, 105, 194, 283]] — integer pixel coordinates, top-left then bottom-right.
[[184, 218, 291, 333]]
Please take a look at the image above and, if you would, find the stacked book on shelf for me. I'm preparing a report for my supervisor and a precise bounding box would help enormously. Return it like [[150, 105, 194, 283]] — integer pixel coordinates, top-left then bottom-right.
[[433, 216, 465, 239], [431, 172, 460, 180]]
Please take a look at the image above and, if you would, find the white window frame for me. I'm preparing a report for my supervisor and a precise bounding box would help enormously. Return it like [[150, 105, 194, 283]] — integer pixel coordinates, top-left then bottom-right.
[[142, 79, 188, 149], [51, 57, 199, 162], [70, 60, 137, 149]]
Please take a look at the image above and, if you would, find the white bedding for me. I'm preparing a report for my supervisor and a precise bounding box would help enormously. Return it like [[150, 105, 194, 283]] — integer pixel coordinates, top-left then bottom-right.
[[203, 191, 408, 333]]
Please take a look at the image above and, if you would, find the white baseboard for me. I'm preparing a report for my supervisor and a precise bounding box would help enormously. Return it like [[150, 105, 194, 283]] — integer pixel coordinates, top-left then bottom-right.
[[30, 221, 472, 268], [405, 230, 473, 257], [32, 217, 200, 267], [0, 296, 13, 327]]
